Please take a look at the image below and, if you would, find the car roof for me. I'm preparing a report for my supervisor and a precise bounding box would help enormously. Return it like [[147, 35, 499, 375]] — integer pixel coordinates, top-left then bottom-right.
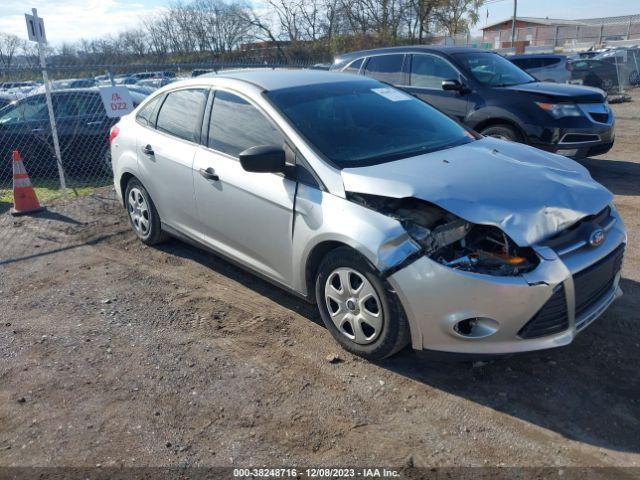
[[334, 45, 485, 62], [510, 53, 566, 59], [200, 69, 372, 91]]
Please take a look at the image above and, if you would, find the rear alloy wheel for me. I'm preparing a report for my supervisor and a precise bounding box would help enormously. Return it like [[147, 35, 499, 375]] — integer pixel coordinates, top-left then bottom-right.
[[480, 124, 521, 143], [315, 247, 410, 360], [124, 179, 167, 245]]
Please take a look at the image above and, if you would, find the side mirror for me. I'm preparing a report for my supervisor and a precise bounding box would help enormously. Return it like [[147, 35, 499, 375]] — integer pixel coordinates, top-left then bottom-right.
[[442, 79, 463, 91], [239, 145, 286, 174]]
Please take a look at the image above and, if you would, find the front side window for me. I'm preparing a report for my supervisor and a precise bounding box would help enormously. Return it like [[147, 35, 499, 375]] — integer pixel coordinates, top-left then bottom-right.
[[410, 54, 460, 88], [454, 52, 535, 87], [266, 80, 474, 168], [364, 55, 404, 84], [0, 95, 48, 125], [343, 58, 364, 74], [208, 90, 283, 157], [156, 89, 208, 142]]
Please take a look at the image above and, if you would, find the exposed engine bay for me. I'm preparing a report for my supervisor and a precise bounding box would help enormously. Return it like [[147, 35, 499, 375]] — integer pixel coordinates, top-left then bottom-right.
[[347, 193, 539, 276]]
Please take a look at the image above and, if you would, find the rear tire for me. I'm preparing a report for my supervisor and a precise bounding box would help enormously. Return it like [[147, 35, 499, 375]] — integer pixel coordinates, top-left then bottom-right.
[[480, 124, 522, 143], [315, 247, 410, 360], [124, 178, 167, 245]]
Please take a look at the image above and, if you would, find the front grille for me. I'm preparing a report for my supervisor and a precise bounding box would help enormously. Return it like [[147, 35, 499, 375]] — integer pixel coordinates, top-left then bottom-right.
[[518, 285, 569, 339], [541, 206, 613, 256], [574, 243, 625, 320]]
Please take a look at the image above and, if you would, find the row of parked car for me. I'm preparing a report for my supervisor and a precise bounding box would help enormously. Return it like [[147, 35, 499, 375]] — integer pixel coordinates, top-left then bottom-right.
[[509, 46, 640, 91], [0, 46, 621, 180]]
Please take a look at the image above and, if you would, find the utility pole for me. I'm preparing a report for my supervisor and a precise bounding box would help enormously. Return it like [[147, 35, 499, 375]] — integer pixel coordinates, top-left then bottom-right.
[[511, 0, 518, 46]]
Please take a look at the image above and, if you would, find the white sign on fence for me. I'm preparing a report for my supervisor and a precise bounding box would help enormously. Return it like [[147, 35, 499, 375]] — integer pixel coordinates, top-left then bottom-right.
[[24, 13, 47, 43], [99, 87, 135, 118]]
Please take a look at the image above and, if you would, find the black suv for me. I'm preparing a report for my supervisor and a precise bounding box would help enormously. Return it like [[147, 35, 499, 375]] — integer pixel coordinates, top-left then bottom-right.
[[330, 46, 614, 158]]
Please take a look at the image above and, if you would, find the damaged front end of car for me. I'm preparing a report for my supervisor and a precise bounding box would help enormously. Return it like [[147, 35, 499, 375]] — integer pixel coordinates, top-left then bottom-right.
[[346, 192, 540, 277]]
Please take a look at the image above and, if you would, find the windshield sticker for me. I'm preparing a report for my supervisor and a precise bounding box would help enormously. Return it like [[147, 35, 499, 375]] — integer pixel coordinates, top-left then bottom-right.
[[371, 87, 412, 102]]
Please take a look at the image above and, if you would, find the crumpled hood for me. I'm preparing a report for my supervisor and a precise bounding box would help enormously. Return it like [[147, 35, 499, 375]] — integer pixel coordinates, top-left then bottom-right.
[[341, 138, 613, 246]]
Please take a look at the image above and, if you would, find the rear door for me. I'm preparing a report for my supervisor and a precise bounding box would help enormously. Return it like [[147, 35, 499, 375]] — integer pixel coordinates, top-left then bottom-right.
[[362, 54, 406, 84], [136, 87, 209, 238], [404, 53, 469, 121], [192, 89, 296, 285]]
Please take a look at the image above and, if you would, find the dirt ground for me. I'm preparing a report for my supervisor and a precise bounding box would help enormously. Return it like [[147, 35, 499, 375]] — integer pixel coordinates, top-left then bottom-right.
[[1, 91, 639, 472]]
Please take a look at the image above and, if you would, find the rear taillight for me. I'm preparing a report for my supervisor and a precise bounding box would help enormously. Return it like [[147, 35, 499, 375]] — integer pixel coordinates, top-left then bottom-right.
[[109, 125, 120, 144]]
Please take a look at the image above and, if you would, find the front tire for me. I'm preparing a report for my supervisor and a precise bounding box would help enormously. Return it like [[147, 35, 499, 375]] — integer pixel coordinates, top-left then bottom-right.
[[480, 124, 522, 142], [124, 178, 167, 245], [315, 247, 410, 360]]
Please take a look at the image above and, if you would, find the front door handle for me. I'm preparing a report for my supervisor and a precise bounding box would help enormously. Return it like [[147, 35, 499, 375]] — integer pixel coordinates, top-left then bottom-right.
[[199, 167, 219, 181], [86, 120, 104, 126], [142, 144, 154, 156], [31, 128, 45, 134]]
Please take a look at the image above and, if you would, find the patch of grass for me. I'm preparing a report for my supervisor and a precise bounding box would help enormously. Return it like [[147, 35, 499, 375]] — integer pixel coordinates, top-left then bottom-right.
[[0, 176, 112, 208]]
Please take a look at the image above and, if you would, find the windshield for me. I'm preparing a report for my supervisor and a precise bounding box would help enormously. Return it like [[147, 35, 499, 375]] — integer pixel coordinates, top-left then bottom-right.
[[266, 80, 474, 168], [454, 52, 535, 87]]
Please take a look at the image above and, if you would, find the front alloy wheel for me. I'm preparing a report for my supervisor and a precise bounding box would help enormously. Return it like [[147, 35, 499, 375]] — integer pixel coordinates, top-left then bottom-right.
[[324, 267, 383, 344], [315, 247, 410, 360]]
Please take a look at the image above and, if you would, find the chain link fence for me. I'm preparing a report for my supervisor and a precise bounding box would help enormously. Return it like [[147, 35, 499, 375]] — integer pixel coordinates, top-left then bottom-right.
[[1, 34, 639, 262]]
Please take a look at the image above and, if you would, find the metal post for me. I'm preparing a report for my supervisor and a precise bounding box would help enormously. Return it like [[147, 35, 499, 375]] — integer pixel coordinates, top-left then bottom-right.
[[554, 26, 559, 48], [627, 19, 632, 40], [598, 23, 604, 46], [510, 0, 517, 46], [107, 69, 116, 87], [32, 8, 66, 193]]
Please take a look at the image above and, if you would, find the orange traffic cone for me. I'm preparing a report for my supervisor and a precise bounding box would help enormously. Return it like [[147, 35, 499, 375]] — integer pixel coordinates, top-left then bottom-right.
[[10, 150, 45, 216]]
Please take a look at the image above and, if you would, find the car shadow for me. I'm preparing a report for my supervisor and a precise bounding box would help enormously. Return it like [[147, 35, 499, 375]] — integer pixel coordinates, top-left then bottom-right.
[[579, 157, 640, 196], [155, 237, 640, 454]]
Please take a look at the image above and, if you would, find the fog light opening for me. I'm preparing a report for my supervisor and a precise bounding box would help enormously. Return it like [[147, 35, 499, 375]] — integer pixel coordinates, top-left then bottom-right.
[[453, 317, 499, 339]]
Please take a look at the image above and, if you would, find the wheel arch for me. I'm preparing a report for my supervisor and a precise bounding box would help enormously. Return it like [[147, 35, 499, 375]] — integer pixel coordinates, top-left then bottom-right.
[[473, 117, 527, 142], [304, 240, 354, 303]]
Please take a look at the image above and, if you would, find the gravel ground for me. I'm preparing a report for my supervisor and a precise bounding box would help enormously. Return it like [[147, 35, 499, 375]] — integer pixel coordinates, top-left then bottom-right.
[[0, 91, 639, 472]]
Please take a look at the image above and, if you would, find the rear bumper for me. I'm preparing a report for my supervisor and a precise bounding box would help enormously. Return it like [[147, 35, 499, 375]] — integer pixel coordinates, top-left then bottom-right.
[[388, 209, 626, 355]]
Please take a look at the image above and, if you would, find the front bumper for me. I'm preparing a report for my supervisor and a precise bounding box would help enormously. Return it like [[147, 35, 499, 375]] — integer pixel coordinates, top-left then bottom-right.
[[388, 209, 626, 355], [528, 104, 615, 158]]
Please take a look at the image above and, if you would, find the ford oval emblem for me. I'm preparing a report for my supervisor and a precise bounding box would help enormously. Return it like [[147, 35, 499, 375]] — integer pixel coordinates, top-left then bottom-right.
[[589, 228, 605, 248]]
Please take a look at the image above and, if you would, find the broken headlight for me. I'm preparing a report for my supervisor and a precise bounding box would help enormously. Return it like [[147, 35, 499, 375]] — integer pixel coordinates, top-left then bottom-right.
[[347, 192, 539, 276]]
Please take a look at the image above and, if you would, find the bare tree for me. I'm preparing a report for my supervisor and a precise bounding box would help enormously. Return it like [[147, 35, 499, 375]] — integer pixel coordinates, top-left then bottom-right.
[[0, 33, 23, 69]]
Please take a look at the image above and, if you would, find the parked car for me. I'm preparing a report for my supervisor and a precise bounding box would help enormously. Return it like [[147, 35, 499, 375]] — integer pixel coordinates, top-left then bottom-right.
[[191, 69, 213, 77], [568, 57, 619, 91], [508, 54, 571, 83], [330, 46, 614, 158], [136, 78, 175, 89], [110, 71, 625, 359], [0, 93, 15, 110], [0, 88, 142, 178], [0, 81, 38, 91]]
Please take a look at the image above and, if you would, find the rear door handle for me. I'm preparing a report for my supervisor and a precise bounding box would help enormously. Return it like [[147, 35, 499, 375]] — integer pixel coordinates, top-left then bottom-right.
[[31, 128, 45, 134], [199, 167, 219, 181], [86, 120, 104, 126], [142, 145, 154, 156]]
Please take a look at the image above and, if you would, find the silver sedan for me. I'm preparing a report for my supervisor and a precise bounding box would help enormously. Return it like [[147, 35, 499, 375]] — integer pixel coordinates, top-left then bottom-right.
[[109, 70, 626, 359]]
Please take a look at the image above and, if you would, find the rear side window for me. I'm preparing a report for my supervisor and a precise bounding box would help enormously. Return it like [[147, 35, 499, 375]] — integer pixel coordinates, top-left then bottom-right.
[[155, 89, 208, 142], [208, 90, 283, 157], [364, 55, 404, 84], [136, 95, 163, 126], [540, 58, 561, 67], [343, 58, 363, 74]]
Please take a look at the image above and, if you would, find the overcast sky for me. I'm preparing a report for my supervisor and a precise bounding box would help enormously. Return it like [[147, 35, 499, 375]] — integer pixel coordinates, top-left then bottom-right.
[[0, 0, 638, 45]]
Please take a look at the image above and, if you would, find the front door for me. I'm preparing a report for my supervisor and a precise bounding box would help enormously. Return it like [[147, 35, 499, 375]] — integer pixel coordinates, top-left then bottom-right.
[[403, 53, 469, 121], [193, 90, 296, 286]]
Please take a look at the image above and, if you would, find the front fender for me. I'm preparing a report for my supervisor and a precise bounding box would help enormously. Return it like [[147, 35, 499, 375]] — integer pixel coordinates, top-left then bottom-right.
[[292, 184, 421, 295]]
